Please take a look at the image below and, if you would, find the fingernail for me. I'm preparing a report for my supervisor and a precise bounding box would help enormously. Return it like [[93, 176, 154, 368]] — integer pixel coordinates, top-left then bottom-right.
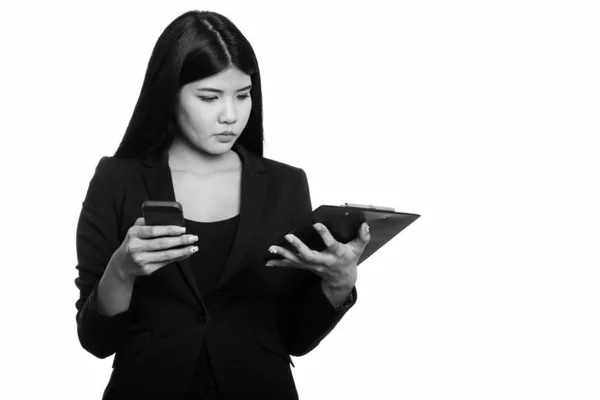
[[190, 246, 198, 253], [313, 223, 321, 231], [189, 235, 198, 243], [180, 227, 186, 234], [364, 223, 370, 233], [268, 247, 277, 254], [285, 235, 293, 244]]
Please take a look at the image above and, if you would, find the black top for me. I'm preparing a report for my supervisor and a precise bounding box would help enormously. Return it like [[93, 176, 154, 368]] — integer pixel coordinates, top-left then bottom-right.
[[185, 214, 240, 385]]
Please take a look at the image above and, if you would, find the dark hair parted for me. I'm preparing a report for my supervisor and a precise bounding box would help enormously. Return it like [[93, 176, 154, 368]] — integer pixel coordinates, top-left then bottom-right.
[[114, 10, 264, 159]]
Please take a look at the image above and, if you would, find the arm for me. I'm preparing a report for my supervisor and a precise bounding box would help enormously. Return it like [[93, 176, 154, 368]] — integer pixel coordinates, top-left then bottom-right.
[[277, 168, 358, 357], [74, 157, 133, 359]]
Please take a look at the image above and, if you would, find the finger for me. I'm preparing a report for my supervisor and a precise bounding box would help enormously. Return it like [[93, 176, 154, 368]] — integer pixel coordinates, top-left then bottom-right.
[[265, 258, 295, 268], [312, 223, 344, 256], [267, 245, 304, 266], [134, 217, 145, 226], [153, 250, 195, 271], [145, 245, 198, 264], [138, 224, 186, 239], [283, 234, 322, 264], [144, 234, 198, 251], [265, 253, 329, 279], [163, 251, 194, 265]]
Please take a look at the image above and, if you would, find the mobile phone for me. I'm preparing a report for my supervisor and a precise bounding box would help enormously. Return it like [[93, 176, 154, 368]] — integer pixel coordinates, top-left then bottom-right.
[[142, 200, 185, 227]]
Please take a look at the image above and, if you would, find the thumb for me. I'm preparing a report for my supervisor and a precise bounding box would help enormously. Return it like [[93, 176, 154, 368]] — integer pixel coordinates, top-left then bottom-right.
[[134, 217, 146, 226], [351, 222, 371, 248]]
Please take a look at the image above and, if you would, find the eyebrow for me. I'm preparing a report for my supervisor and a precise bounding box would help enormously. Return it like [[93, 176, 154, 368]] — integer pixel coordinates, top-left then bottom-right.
[[196, 84, 252, 93]]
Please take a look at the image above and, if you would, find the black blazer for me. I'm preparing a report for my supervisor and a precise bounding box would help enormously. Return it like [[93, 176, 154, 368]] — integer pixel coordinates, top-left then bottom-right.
[[74, 143, 358, 400]]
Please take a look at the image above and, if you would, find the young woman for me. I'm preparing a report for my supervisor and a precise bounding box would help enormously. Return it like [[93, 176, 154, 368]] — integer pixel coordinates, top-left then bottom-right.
[[74, 10, 370, 400]]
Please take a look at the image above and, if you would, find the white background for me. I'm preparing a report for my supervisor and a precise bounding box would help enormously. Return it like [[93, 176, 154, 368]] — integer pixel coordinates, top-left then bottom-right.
[[1, 1, 599, 399]]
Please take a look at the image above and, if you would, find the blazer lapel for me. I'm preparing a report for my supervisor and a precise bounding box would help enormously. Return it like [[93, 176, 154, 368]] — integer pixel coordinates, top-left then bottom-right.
[[141, 150, 205, 310], [141, 143, 267, 307]]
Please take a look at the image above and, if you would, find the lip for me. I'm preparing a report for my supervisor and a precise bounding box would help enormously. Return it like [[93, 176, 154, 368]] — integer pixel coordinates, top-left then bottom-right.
[[216, 131, 236, 136]]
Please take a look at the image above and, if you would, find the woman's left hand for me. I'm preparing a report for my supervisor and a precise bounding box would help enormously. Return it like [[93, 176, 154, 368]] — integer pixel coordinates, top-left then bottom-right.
[[265, 222, 371, 289]]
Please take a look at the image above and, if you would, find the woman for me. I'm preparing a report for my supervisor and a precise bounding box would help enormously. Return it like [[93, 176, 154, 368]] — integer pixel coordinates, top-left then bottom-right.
[[74, 10, 370, 400]]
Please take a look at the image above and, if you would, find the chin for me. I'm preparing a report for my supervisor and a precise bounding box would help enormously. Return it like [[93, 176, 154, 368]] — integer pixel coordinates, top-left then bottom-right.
[[202, 139, 238, 155]]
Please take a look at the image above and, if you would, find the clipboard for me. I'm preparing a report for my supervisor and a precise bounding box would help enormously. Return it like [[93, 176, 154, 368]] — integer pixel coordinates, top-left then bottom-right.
[[264, 203, 420, 265]]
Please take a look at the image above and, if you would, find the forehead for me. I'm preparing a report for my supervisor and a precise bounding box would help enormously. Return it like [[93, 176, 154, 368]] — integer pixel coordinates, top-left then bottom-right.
[[193, 67, 251, 88]]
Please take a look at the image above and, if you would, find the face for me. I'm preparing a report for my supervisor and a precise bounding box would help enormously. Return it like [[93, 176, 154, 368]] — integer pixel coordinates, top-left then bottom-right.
[[172, 67, 252, 155]]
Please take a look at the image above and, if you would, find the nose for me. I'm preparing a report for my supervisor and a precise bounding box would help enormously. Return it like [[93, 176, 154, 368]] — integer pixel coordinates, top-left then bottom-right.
[[218, 98, 237, 124]]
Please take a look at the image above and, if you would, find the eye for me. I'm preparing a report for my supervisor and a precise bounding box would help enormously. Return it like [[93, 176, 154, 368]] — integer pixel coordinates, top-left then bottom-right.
[[237, 94, 251, 100], [199, 97, 217, 103]]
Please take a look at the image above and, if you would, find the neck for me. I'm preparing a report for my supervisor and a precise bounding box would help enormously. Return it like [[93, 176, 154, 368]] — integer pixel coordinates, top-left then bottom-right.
[[167, 135, 237, 173]]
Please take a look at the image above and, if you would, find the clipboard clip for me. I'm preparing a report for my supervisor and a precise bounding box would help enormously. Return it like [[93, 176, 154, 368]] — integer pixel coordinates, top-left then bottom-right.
[[342, 203, 396, 212]]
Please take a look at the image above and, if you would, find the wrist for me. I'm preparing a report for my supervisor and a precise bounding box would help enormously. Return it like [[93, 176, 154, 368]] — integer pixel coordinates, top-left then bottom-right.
[[320, 279, 354, 309], [321, 276, 355, 292], [108, 252, 136, 285]]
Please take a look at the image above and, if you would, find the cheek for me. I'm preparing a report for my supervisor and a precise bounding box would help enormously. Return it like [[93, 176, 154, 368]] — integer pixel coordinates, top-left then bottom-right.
[[242, 100, 253, 121], [187, 105, 215, 132]]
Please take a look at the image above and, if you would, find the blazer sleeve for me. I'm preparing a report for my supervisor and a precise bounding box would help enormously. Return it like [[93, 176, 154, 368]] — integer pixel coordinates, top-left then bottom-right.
[[74, 156, 132, 359], [277, 168, 358, 357]]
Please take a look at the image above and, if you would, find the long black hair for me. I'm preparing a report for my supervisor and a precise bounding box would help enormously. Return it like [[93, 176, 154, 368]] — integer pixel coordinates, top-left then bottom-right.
[[114, 10, 264, 158]]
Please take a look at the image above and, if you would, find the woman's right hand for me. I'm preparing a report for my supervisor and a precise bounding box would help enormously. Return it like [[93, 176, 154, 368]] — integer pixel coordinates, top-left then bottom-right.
[[112, 217, 198, 281]]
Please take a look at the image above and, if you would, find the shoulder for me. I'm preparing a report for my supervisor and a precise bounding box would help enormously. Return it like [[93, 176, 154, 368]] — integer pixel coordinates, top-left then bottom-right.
[[86, 155, 144, 193], [259, 157, 310, 194], [260, 156, 306, 184], [258, 156, 312, 215], [92, 155, 144, 179]]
